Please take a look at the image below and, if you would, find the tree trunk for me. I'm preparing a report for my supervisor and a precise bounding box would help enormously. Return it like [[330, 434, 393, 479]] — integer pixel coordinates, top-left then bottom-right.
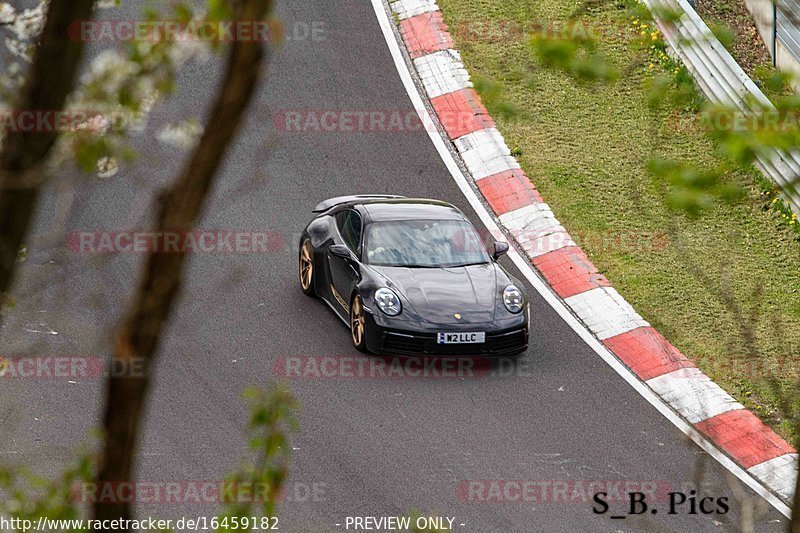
[[92, 0, 274, 526], [0, 0, 95, 307]]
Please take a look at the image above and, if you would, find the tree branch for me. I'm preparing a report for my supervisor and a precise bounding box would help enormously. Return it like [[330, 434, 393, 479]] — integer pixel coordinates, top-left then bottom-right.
[[0, 0, 96, 307], [92, 0, 274, 525]]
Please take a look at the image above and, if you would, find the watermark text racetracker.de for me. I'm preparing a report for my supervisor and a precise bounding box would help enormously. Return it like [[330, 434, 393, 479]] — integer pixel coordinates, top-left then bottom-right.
[[273, 355, 545, 380], [458, 480, 730, 516], [0, 109, 135, 133], [69, 19, 326, 43], [457, 479, 674, 504], [274, 109, 453, 134], [66, 228, 667, 255], [0, 355, 146, 380], [451, 19, 641, 42], [0, 516, 279, 532], [68, 230, 284, 254], [73, 480, 325, 504]]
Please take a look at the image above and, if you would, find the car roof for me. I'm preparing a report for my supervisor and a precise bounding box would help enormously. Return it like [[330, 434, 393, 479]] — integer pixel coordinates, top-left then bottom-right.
[[356, 198, 467, 222]]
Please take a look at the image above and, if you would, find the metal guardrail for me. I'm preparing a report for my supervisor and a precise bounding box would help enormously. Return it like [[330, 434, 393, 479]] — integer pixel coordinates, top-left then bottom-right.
[[645, 0, 800, 213], [777, 0, 800, 61]]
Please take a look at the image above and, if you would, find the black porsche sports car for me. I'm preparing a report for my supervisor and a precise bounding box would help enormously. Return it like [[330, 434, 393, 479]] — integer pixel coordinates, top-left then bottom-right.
[[298, 195, 529, 356]]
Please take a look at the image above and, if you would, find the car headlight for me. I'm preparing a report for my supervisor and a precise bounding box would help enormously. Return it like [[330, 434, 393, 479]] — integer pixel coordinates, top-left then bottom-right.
[[375, 287, 402, 316], [503, 285, 524, 313]]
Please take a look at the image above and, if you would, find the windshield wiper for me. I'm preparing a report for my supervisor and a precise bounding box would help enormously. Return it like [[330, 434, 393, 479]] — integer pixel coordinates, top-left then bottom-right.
[[374, 262, 488, 268], [444, 261, 490, 268]]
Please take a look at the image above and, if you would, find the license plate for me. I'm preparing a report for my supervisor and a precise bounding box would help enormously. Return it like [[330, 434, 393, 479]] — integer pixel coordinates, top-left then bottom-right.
[[437, 332, 485, 344]]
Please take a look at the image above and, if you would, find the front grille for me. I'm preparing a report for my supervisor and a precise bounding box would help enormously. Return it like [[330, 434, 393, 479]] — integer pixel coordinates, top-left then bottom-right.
[[382, 332, 427, 355], [379, 328, 527, 356], [489, 330, 528, 353]]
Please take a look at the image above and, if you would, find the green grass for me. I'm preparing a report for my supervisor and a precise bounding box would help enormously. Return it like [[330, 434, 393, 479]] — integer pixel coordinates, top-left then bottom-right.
[[438, 0, 800, 442]]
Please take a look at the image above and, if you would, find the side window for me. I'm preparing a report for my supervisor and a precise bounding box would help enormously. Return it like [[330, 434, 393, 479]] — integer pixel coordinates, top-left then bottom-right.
[[335, 210, 362, 253]]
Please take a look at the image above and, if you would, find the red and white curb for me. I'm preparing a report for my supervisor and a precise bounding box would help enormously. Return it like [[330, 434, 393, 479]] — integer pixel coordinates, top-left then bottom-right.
[[388, 0, 797, 506]]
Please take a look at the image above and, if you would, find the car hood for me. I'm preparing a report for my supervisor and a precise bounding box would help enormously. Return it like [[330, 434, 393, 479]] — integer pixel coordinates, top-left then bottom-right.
[[370, 263, 500, 324]]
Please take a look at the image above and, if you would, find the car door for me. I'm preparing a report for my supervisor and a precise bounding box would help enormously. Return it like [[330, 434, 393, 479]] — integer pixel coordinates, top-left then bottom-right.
[[328, 209, 362, 312]]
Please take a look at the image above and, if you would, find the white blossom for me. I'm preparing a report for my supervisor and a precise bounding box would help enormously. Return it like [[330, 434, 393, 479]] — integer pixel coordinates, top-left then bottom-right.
[[74, 114, 111, 134], [83, 49, 141, 93], [4, 36, 29, 61], [157, 119, 203, 149], [96, 156, 118, 178], [0, 61, 24, 97], [0, 3, 16, 25], [9, 4, 46, 41], [167, 38, 212, 65], [2, 1, 217, 179]]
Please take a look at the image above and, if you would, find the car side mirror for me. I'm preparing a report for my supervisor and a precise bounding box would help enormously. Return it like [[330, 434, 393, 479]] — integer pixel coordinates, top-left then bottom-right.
[[493, 241, 509, 259], [330, 244, 353, 259]]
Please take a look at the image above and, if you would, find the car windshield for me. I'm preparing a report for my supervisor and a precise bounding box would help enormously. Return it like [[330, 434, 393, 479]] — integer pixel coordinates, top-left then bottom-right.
[[365, 219, 490, 268]]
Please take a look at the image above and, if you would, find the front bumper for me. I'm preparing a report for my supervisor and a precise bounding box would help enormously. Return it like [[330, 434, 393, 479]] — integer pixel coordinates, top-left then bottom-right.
[[364, 312, 529, 356]]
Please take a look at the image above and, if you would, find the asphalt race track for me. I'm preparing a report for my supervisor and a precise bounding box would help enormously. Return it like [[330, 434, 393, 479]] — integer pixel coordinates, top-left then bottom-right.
[[0, 0, 789, 531]]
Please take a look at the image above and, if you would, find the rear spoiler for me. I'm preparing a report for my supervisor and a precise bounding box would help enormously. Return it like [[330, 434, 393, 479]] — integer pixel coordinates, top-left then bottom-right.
[[312, 195, 406, 213]]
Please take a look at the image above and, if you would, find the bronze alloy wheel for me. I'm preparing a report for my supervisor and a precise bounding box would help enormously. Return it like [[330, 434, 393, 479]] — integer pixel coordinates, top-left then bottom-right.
[[350, 294, 367, 352], [299, 239, 315, 296]]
